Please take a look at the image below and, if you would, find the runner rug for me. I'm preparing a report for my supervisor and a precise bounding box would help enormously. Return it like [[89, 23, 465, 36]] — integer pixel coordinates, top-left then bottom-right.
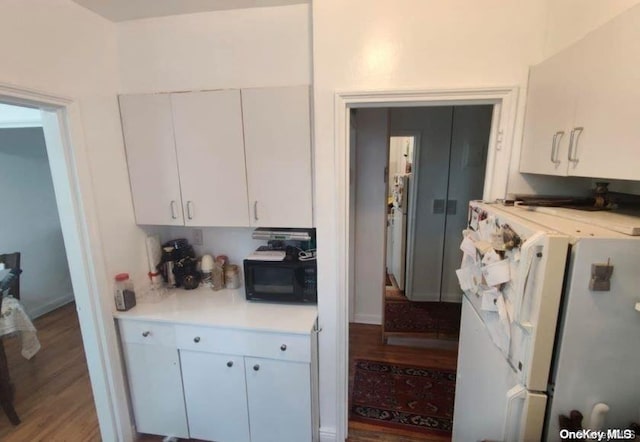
[[350, 359, 456, 435]]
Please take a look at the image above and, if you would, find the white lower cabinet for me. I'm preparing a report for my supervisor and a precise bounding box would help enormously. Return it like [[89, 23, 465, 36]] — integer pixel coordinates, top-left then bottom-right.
[[245, 357, 312, 442], [119, 318, 317, 442], [180, 351, 250, 442], [120, 343, 189, 438]]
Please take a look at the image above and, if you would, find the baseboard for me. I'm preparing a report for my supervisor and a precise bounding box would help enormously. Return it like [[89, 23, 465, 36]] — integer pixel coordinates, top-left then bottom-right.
[[353, 313, 382, 325], [320, 427, 338, 442], [28, 293, 74, 319]]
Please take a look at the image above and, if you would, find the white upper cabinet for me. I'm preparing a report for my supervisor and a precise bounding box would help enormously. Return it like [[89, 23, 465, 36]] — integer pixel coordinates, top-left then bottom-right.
[[520, 7, 640, 181], [568, 12, 640, 180], [119, 94, 184, 225], [242, 86, 313, 227], [171, 90, 250, 226], [520, 50, 578, 176]]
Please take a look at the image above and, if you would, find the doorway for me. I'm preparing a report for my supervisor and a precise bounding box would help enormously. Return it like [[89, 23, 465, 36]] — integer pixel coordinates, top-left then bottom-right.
[[0, 84, 132, 441], [336, 89, 515, 440], [348, 104, 493, 440]]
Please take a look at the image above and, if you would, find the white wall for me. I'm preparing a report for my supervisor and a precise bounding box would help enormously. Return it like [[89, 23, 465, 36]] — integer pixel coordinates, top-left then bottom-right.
[[116, 4, 311, 93], [0, 1, 148, 439], [0, 127, 74, 317], [352, 109, 387, 325], [542, 0, 640, 57]]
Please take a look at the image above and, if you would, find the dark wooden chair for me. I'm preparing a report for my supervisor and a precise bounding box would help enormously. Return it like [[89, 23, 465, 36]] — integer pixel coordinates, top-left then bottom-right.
[[0, 252, 21, 425]]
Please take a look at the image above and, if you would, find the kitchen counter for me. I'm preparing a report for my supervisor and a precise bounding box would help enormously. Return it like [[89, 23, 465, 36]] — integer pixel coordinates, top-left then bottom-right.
[[113, 287, 318, 335]]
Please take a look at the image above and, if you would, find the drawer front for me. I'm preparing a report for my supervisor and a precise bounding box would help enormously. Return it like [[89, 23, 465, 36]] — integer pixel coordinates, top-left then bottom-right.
[[175, 326, 311, 363], [119, 319, 176, 348]]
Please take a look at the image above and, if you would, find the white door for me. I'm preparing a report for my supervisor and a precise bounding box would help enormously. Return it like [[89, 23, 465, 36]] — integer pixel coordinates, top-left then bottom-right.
[[391, 207, 406, 290], [242, 86, 313, 227], [245, 357, 312, 442], [180, 351, 251, 442], [171, 90, 250, 226], [119, 94, 184, 225], [121, 343, 189, 438], [519, 51, 578, 176], [568, 13, 640, 181], [453, 298, 547, 442]]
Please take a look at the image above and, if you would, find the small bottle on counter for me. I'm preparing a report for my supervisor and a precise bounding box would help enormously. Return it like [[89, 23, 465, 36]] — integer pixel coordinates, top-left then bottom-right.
[[114, 273, 136, 311], [224, 264, 241, 289], [212, 262, 224, 291]]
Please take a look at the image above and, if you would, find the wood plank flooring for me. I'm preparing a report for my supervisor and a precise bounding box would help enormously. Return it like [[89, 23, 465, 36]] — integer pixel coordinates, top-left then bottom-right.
[[0, 302, 100, 441], [348, 323, 458, 442]]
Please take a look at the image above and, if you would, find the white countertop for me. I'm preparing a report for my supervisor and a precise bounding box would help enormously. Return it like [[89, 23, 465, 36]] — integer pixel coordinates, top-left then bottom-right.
[[113, 287, 318, 335]]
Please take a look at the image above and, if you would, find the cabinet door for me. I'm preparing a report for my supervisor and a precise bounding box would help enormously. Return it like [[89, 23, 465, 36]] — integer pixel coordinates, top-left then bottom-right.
[[519, 52, 577, 176], [121, 343, 189, 438], [245, 357, 312, 442], [180, 351, 250, 442], [171, 90, 251, 226], [568, 12, 640, 180], [242, 86, 313, 227], [119, 94, 184, 225]]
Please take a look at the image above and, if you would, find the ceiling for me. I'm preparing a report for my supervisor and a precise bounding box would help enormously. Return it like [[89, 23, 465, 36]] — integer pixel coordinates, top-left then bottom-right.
[[72, 0, 309, 22]]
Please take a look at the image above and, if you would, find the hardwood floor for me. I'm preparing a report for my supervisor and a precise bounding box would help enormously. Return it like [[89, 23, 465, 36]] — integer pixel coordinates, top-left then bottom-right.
[[348, 323, 458, 442], [0, 302, 100, 441]]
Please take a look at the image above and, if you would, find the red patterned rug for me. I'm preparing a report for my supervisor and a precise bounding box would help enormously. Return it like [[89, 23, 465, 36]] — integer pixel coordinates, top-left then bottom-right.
[[350, 359, 456, 435]]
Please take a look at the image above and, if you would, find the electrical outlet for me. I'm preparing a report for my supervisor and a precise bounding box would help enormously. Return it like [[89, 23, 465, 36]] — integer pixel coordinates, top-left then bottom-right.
[[192, 228, 203, 246]]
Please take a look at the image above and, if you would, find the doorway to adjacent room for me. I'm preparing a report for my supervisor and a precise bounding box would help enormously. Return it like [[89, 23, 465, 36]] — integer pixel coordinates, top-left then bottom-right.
[[340, 87, 518, 442]]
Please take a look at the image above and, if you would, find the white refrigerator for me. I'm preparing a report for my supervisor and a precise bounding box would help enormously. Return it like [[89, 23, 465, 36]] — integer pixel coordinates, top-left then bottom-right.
[[390, 174, 410, 290], [453, 201, 640, 441]]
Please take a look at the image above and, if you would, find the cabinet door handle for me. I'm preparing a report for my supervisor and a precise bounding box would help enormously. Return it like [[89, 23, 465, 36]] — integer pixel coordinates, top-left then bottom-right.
[[446, 199, 457, 215], [227, 361, 234, 367], [253, 201, 259, 222], [187, 201, 194, 220], [433, 199, 445, 214], [142, 331, 150, 337], [170, 201, 178, 220], [567, 127, 584, 164], [280, 344, 287, 351], [551, 131, 564, 165], [193, 336, 200, 343], [253, 364, 260, 371]]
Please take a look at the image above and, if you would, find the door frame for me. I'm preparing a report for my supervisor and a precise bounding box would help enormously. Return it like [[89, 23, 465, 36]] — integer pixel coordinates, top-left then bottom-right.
[[0, 82, 132, 441], [335, 86, 519, 440]]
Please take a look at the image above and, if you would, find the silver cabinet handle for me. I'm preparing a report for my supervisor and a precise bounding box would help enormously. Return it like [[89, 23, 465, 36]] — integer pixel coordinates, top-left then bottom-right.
[[193, 336, 200, 343], [433, 199, 445, 214], [170, 201, 178, 220], [568, 127, 584, 164], [551, 131, 564, 165], [253, 201, 259, 222], [280, 344, 287, 351], [253, 364, 260, 371], [226, 361, 233, 367], [142, 331, 150, 337], [187, 201, 194, 220], [446, 199, 457, 215]]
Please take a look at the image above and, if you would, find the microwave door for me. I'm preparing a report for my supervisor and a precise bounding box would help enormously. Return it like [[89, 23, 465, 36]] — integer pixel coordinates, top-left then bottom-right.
[[250, 265, 297, 301]]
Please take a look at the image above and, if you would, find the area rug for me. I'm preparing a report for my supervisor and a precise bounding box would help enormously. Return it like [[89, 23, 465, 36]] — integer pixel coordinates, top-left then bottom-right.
[[350, 359, 456, 434], [384, 298, 461, 335]]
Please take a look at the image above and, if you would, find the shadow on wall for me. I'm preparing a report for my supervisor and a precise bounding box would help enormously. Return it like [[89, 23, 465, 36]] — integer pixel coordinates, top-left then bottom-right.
[[0, 127, 74, 318]]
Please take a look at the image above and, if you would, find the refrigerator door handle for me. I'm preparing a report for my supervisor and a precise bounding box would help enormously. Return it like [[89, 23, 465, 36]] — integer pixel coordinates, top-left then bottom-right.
[[503, 384, 527, 441], [514, 232, 545, 329]]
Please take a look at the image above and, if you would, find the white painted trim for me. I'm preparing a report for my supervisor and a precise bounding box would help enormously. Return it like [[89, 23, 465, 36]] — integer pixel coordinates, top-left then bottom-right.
[[29, 293, 75, 319], [319, 428, 337, 442], [334, 86, 519, 441], [0, 82, 133, 441], [352, 313, 382, 325]]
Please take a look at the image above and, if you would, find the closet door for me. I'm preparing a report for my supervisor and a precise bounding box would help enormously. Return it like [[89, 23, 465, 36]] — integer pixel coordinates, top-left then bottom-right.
[[392, 108, 453, 302], [440, 105, 493, 302], [171, 90, 250, 226]]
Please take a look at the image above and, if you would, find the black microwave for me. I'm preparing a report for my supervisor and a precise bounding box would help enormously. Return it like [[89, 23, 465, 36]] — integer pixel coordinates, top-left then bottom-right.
[[243, 258, 317, 304]]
